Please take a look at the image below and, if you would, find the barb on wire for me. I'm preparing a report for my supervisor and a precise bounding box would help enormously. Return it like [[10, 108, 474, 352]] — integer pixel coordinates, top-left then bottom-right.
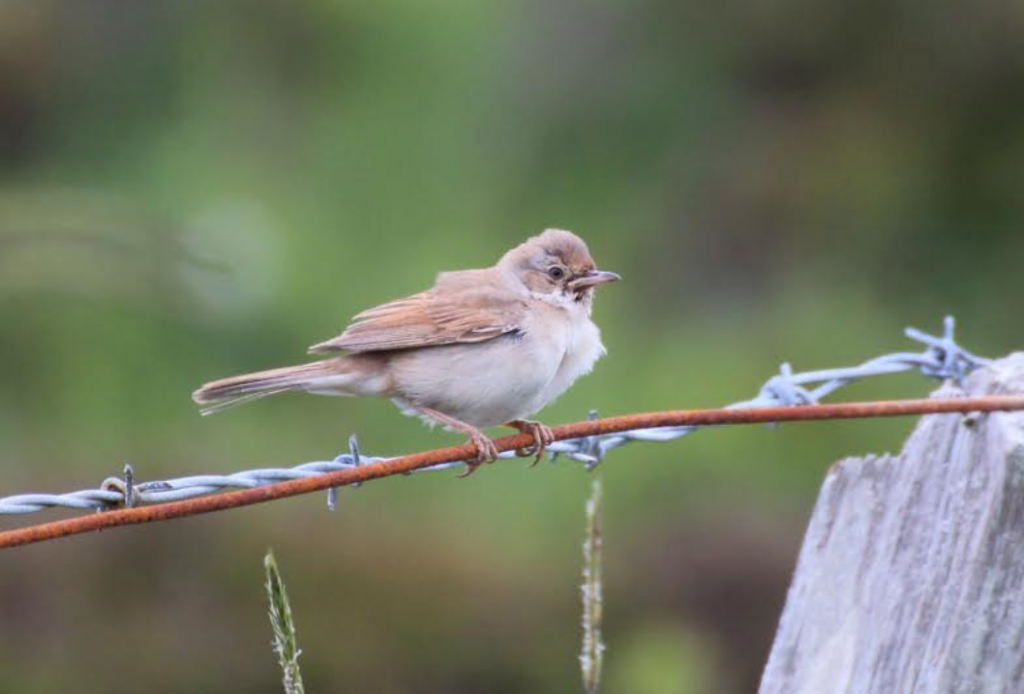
[[0, 317, 997, 519]]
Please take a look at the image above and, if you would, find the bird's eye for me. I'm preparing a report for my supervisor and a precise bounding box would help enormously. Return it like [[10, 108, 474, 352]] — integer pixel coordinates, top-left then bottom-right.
[[548, 266, 567, 280]]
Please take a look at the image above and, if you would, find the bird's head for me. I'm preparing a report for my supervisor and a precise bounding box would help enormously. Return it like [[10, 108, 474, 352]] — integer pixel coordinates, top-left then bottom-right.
[[500, 228, 620, 306]]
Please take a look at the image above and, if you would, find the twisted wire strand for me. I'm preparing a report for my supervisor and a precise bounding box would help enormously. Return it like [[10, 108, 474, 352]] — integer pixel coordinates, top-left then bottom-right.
[[0, 317, 992, 517]]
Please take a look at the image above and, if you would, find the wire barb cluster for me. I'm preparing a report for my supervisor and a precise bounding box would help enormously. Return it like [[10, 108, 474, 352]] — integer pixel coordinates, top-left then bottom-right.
[[0, 317, 994, 518]]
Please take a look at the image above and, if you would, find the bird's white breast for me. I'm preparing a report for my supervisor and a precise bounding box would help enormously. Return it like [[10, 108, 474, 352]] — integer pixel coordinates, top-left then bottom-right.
[[387, 300, 605, 428], [525, 303, 605, 416]]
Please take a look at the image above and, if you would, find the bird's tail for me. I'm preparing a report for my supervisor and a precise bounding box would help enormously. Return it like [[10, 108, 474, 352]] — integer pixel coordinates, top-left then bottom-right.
[[192, 360, 345, 415]]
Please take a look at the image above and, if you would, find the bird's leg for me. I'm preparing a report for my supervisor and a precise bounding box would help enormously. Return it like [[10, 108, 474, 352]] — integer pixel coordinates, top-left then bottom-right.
[[504, 419, 555, 466], [415, 406, 499, 477]]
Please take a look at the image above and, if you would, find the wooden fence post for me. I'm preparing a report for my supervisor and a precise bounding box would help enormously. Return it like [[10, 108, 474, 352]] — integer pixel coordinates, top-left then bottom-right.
[[761, 353, 1024, 694]]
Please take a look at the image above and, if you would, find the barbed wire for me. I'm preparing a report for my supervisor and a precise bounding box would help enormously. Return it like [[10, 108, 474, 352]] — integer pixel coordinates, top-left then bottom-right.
[[0, 316, 995, 518]]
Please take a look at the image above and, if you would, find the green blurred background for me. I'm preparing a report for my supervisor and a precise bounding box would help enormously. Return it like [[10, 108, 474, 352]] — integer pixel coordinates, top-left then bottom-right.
[[0, 2, 1021, 692]]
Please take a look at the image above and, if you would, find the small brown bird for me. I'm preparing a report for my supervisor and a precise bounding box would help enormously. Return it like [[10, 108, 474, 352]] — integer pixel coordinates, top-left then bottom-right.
[[192, 229, 620, 474]]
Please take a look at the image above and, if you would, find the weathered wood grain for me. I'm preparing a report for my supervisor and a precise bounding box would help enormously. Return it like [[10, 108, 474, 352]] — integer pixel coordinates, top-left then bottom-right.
[[761, 354, 1024, 694]]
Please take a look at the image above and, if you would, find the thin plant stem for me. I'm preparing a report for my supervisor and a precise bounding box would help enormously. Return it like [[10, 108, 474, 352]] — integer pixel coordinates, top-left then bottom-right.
[[265, 549, 305, 694], [580, 477, 605, 694]]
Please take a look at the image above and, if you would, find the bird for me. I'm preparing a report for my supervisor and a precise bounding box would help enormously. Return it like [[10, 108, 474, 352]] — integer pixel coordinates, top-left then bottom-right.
[[192, 228, 620, 475]]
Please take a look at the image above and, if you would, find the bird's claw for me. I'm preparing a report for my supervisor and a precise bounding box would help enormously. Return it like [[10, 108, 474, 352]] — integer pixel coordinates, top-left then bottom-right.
[[508, 419, 555, 466], [458, 431, 500, 478]]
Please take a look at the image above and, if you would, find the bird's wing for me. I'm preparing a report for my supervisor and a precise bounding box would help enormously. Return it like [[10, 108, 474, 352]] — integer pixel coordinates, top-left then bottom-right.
[[308, 283, 525, 354]]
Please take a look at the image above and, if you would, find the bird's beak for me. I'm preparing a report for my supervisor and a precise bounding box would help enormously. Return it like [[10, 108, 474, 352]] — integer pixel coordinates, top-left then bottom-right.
[[571, 270, 622, 289]]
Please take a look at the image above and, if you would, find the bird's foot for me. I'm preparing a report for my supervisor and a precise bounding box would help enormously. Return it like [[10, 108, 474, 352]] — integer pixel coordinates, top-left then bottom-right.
[[458, 429, 500, 478], [505, 419, 555, 466], [411, 406, 501, 479]]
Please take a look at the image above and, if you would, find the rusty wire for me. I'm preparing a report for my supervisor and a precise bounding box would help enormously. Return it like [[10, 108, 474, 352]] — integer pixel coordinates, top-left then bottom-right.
[[3, 396, 1024, 550], [0, 316, 1017, 550]]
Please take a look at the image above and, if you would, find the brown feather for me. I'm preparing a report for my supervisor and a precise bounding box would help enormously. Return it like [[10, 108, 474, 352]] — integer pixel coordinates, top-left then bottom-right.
[[308, 273, 527, 354], [192, 361, 331, 404]]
